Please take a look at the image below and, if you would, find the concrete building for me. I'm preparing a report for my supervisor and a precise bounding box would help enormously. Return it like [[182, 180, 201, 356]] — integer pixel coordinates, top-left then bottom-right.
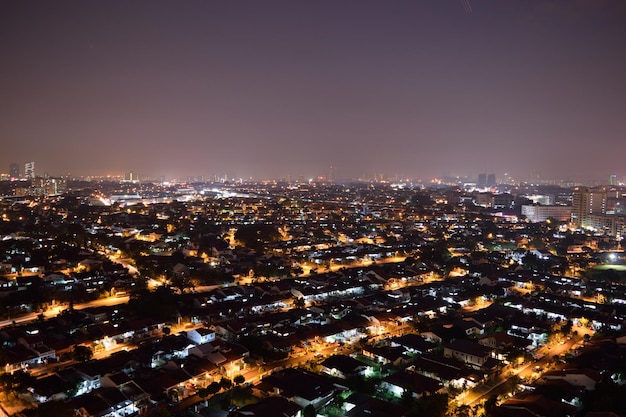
[[31, 177, 67, 196], [521, 205, 572, 223], [24, 161, 35, 179], [477, 174, 487, 188], [9, 163, 19, 180], [572, 187, 607, 228]]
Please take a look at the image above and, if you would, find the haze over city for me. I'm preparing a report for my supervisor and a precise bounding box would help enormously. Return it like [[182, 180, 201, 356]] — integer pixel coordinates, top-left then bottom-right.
[[2, 1, 626, 181]]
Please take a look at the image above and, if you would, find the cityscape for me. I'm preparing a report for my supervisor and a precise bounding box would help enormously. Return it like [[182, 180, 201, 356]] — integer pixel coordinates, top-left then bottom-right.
[[0, 167, 625, 417], [3, 1, 626, 417]]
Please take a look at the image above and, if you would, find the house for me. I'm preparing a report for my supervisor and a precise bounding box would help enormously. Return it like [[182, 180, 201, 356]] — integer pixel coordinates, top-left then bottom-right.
[[479, 332, 530, 362], [390, 334, 437, 355], [344, 393, 408, 417], [69, 393, 113, 417], [444, 339, 497, 371], [101, 373, 151, 415], [320, 355, 371, 379], [498, 393, 578, 417], [141, 334, 195, 367], [69, 386, 141, 417], [507, 318, 550, 347], [81, 306, 110, 323], [189, 342, 227, 366], [361, 346, 411, 367], [452, 319, 483, 336], [227, 396, 301, 417], [71, 351, 139, 395], [29, 373, 72, 403], [381, 370, 442, 399], [134, 367, 195, 404], [421, 323, 467, 344], [254, 368, 340, 410], [411, 354, 483, 390], [478, 275, 499, 286], [185, 327, 216, 345], [541, 369, 602, 391], [1, 328, 57, 372], [3, 343, 54, 373], [479, 331, 525, 350]]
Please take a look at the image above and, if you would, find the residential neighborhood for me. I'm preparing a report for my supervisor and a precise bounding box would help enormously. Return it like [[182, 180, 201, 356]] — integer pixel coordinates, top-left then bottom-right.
[[0, 179, 625, 417]]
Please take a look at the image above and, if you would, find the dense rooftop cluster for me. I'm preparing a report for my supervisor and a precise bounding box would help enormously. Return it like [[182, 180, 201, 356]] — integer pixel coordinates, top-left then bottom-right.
[[0, 180, 626, 417]]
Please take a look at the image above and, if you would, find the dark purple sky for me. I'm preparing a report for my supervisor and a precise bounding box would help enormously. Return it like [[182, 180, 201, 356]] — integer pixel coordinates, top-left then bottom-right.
[[2, 1, 625, 182]]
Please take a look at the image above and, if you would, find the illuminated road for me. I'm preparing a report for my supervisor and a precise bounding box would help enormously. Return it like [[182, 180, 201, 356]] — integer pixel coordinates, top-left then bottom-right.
[[0, 295, 130, 329], [107, 255, 140, 276], [461, 335, 586, 406], [169, 342, 356, 414]]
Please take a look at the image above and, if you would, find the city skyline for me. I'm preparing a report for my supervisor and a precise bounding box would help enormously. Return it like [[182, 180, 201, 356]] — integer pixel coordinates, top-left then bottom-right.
[[2, 1, 626, 181], [2, 160, 622, 187]]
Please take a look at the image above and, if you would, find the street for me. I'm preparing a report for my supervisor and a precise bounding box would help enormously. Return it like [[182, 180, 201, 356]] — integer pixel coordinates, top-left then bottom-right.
[[0, 295, 130, 329], [462, 333, 587, 407]]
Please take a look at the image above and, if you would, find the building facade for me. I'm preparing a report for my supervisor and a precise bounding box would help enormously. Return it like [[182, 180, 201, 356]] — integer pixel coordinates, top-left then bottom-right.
[[572, 188, 607, 228], [9, 163, 19, 180], [521, 205, 572, 223], [24, 161, 35, 179]]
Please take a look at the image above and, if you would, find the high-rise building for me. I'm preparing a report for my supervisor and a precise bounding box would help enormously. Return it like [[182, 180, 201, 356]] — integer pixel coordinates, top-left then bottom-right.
[[609, 174, 617, 186], [9, 163, 19, 180], [124, 172, 139, 182], [24, 161, 35, 179], [477, 173, 487, 188], [572, 187, 607, 227], [31, 177, 67, 196], [521, 205, 572, 223], [477, 173, 496, 188]]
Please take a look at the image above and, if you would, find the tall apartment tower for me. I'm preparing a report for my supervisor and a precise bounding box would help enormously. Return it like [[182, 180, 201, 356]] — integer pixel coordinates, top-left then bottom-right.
[[24, 161, 35, 179], [572, 187, 607, 227], [9, 163, 19, 180], [124, 172, 139, 182], [477, 173, 487, 188], [487, 173, 496, 187]]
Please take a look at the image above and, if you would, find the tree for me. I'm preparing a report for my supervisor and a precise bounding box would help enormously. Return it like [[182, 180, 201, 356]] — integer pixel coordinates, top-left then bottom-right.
[[170, 272, 193, 294], [452, 404, 471, 417], [484, 394, 498, 414], [303, 404, 316, 417], [233, 374, 245, 386], [293, 297, 305, 309], [127, 285, 180, 321], [72, 345, 93, 363], [24, 400, 74, 417], [143, 406, 172, 417], [197, 387, 209, 399], [219, 377, 233, 390], [408, 393, 449, 417], [207, 381, 222, 395], [234, 224, 280, 250], [0, 370, 35, 397], [561, 320, 573, 336]]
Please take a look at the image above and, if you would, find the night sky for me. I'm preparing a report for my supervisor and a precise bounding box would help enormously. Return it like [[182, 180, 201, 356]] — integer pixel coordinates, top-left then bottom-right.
[[2, 1, 625, 182]]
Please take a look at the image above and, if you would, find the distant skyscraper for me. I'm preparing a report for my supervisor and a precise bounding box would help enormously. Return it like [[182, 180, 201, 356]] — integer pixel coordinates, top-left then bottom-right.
[[24, 161, 35, 179], [487, 174, 496, 187], [124, 172, 139, 182], [9, 163, 19, 180], [609, 174, 617, 185], [477, 173, 487, 188]]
